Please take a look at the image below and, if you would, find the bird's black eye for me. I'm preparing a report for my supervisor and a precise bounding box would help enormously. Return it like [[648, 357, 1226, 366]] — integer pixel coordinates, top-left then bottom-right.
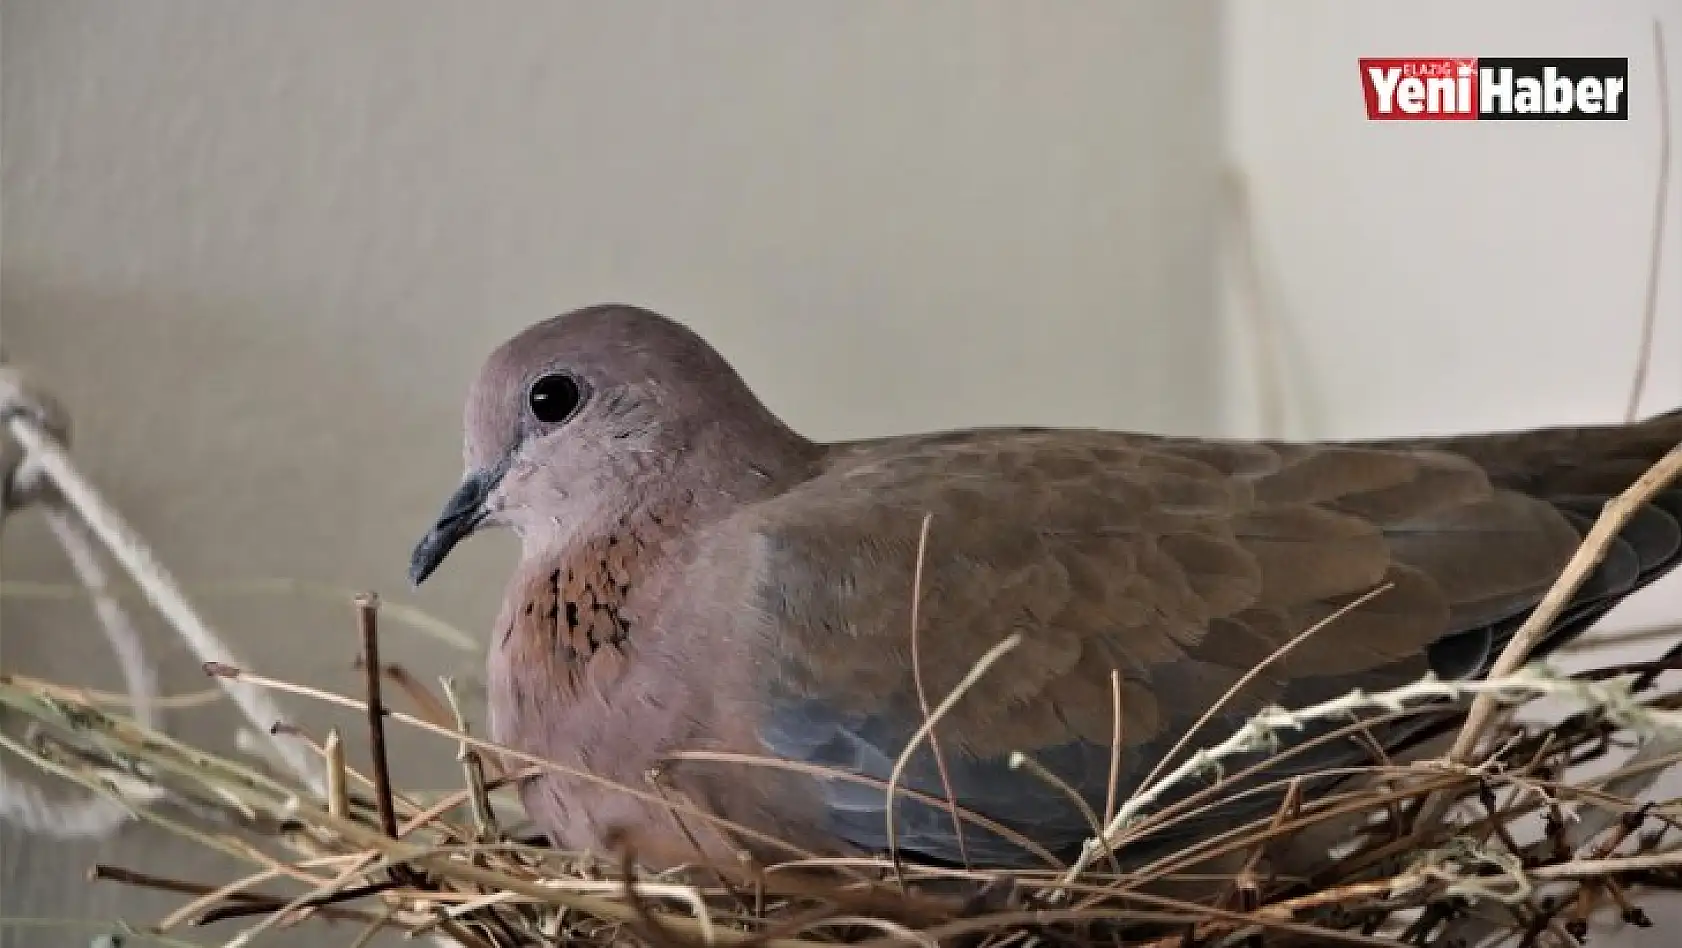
[[527, 373, 585, 424]]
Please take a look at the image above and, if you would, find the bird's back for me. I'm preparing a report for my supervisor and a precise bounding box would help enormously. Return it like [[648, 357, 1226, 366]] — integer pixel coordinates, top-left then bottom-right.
[[665, 411, 1682, 867]]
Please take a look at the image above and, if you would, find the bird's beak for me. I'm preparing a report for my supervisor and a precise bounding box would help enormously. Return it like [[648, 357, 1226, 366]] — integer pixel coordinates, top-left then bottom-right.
[[409, 468, 499, 586]]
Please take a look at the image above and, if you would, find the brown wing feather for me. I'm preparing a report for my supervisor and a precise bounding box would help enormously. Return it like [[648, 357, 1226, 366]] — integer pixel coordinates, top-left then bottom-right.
[[740, 432, 1577, 752], [667, 416, 1682, 866]]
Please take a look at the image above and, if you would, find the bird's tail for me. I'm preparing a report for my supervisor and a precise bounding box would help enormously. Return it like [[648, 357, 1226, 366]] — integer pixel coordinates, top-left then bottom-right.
[[1371, 405, 1682, 497], [1365, 406, 1682, 666]]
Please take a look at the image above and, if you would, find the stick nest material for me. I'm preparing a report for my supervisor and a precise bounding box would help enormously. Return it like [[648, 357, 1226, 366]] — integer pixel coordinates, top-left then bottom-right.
[[3, 599, 1682, 948]]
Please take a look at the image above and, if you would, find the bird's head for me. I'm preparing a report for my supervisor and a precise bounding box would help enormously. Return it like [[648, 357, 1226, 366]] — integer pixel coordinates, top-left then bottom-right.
[[408, 303, 797, 585]]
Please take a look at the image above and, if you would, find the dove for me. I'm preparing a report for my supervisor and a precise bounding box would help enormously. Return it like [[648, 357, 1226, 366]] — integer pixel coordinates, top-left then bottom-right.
[[410, 303, 1682, 873]]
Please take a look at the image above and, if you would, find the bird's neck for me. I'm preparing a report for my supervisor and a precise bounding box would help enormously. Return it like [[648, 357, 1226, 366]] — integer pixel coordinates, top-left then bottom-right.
[[517, 413, 818, 559], [485, 435, 819, 779], [507, 440, 812, 649]]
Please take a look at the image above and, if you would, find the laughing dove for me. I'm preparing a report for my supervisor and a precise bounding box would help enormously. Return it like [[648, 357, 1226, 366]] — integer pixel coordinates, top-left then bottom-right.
[[410, 304, 1682, 873]]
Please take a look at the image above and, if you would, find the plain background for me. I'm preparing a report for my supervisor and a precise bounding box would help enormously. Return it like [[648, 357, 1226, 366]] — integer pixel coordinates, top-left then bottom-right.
[[1, 2, 1677, 945]]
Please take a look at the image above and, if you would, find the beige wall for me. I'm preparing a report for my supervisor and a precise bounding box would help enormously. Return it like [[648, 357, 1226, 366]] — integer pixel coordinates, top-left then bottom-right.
[[0, 2, 1222, 944], [1223, 0, 1681, 444]]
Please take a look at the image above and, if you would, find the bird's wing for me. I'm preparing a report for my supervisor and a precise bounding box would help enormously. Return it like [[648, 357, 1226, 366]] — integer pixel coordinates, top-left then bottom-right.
[[677, 426, 1681, 867]]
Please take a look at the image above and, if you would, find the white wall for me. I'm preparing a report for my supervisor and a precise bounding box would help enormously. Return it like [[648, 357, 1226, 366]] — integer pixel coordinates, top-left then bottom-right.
[[1223, 2, 1682, 943], [1224, 0, 1680, 441], [0, 3, 1222, 944]]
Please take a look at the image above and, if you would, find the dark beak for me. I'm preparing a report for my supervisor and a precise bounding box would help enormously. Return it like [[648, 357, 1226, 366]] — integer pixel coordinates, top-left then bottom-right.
[[409, 469, 498, 586]]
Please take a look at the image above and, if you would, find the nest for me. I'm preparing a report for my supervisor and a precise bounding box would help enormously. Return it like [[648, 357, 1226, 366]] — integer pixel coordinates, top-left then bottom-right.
[[5, 576, 1682, 948]]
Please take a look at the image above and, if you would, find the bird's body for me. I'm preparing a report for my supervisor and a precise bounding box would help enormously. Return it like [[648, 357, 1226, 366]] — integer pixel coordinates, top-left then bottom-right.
[[412, 304, 1682, 875]]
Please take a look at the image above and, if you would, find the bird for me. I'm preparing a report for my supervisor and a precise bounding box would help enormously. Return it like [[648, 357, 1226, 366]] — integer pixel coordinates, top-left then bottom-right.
[[409, 303, 1682, 876]]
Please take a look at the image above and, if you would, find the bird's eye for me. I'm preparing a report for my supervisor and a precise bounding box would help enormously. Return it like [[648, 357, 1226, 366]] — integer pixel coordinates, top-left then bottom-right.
[[527, 373, 585, 424]]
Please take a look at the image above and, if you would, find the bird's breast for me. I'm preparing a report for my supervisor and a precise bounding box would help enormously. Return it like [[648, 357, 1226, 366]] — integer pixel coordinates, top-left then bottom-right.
[[480, 505, 765, 852], [486, 528, 661, 756]]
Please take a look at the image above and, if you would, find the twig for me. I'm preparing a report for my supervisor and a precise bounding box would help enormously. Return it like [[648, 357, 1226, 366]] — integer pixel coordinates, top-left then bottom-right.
[[191, 880, 401, 926], [1530, 849, 1682, 880], [854, 905, 1398, 948], [1625, 19, 1672, 421], [323, 729, 350, 820], [1242, 777, 1304, 882], [906, 512, 969, 870], [153, 863, 292, 931], [1008, 751, 1120, 875], [441, 675, 499, 843], [21, 617, 1673, 948], [1089, 665, 1682, 885], [1066, 583, 1395, 883], [1103, 668, 1125, 829], [217, 854, 387, 948], [367, 661, 457, 731], [271, 721, 454, 839], [356, 592, 400, 841], [87, 864, 381, 925], [1111, 704, 1423, 856], [1444, 443, 1682, 765], [296, 817, 833, 948], [1129, 583, 1391, 817], [1566, 621, 1682, 652], [885, 634, 1026, 880], [79, 686, 226, 711]]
